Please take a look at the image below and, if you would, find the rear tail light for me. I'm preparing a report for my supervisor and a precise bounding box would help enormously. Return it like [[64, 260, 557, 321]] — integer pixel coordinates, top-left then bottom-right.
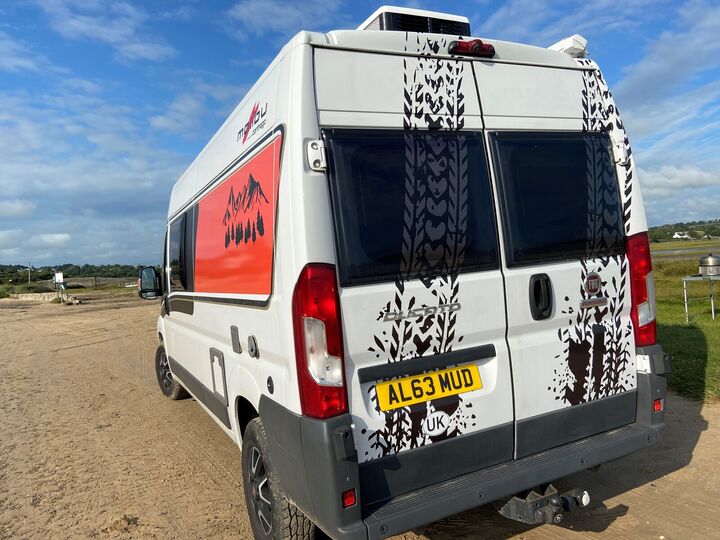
[[292, 264, 347, 419], [448, 39, 495, 58], [653, 398, 663, 413], [342, 489, 356, 508], [626, 232, 656, 347]]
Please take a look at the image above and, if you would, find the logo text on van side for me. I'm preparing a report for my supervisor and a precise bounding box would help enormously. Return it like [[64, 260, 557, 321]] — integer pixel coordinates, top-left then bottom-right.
[[382, 302, 461, 322], [237, 102, 268, 144]]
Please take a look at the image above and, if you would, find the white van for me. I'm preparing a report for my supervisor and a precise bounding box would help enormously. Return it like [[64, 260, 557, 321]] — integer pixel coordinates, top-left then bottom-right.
[[138, 6, 670, 539]]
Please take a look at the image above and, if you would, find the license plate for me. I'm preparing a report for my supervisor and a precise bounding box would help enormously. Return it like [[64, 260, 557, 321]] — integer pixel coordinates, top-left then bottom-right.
[[375, 364, 483, 412]]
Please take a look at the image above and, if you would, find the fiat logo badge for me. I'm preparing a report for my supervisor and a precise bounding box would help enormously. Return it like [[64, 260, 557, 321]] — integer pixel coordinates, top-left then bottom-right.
[[584, 272, 602, 295]]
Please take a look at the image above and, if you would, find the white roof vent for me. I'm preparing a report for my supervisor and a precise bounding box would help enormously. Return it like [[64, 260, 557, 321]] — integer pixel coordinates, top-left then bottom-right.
[[548, 34, 588, 58], [357, 6, 471, 36]]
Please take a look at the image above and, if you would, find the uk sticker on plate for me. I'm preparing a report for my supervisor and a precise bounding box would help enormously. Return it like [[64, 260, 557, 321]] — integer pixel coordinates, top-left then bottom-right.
[[375, 364, 482, 412]]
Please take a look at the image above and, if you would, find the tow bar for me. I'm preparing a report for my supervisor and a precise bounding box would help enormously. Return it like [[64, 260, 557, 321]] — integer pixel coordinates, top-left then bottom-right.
[[497, 485, 591, 525]]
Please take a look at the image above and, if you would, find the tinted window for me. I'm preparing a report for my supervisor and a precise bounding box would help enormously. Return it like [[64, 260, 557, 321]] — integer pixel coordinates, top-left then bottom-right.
[[491, 132, 625, 267], [168, 214, 186, 292], [324, 129, 499, 286]]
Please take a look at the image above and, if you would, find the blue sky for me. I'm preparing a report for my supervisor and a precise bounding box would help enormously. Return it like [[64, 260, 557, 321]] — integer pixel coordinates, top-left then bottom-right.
[[0, 0, 718, 265]]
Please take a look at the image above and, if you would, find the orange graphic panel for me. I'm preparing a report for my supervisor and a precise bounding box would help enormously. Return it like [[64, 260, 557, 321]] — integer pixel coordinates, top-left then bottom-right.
[[195, 133, 282, 296]]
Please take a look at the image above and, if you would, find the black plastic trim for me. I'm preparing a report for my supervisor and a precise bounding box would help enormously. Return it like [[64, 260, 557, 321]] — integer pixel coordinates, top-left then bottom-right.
[[259, 396, 367, 540], [360, 422, 513, 509], [516, 390, 637, 458], [357, 344, 496, 384], [637, 344, 672, 375], [168, 356, 231, 428], [168, 297, 194, 315]]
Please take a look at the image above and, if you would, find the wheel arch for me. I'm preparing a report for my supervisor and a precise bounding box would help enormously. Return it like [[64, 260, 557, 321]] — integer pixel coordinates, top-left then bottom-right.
[[236, 395, 259, 442]]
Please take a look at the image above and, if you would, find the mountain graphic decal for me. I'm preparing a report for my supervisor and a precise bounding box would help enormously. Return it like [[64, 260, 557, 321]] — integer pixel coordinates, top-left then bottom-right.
[[222, 173, 268, 248]]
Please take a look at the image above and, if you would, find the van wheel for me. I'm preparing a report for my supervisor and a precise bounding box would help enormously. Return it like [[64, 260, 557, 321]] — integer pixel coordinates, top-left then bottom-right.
[[242, 418, 319, 539], [155, 345, 188, 400]]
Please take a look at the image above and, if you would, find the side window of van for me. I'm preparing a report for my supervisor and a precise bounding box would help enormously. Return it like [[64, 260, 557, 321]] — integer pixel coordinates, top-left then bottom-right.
[[168, 214, 186, 292], [168, 207, 197, 293]]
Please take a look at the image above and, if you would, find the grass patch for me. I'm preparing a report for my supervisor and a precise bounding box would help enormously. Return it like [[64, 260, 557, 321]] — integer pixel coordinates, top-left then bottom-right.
[[653, 255, 719, 401], [651, 238, 720, 259], [0, 283, 54, 297]]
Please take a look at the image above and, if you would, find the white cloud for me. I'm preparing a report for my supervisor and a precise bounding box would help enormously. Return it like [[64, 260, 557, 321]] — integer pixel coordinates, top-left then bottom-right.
[[159, 5, 196, 21], [639, 166, 720, 199], [0, 229, 23, 249], [0, 31, 48, 73], [150, 93, 206, 134], [35, 0, 176, 62], [59, 77, 103, 94], [476, 0, 659, 45], [226, 0, 347, 40], [615, 1, 720, 107], [29, 233, 71, 247], [0, 199, 36, 217]]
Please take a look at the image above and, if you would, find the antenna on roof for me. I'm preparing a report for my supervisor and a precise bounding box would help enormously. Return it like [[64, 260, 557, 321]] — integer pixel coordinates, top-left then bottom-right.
[[548, 34, 588, 58]]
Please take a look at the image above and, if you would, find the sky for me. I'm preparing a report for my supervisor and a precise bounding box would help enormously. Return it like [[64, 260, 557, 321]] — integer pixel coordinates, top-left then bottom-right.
[[0, 0, 718, 265]]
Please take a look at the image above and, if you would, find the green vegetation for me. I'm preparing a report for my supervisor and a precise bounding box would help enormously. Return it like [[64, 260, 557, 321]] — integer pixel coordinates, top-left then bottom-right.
[[648, 218, 720, 242], [0, 264, 146, 284], [651, 239, 720, 260], [654, 257, 719, 401], [0, 283, 54, 297]]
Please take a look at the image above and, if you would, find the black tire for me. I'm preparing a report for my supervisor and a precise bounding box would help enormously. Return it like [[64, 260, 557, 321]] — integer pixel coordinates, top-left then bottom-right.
[[242, 418, 319, 540], [155, 344, 189, 400]]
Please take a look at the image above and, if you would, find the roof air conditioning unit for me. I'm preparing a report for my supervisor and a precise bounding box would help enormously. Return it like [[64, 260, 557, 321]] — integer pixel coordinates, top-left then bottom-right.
[[357, 6, 471, 37]]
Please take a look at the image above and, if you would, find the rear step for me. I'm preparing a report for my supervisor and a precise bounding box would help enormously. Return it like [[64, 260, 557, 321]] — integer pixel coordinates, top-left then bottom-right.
[[363, 423, 658, 539], [497, 485, 591, 525]]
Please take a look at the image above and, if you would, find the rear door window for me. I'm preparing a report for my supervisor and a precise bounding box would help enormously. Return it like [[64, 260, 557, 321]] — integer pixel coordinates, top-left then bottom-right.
[[490, 132, 625, 267], [323, 129, 500, 287]]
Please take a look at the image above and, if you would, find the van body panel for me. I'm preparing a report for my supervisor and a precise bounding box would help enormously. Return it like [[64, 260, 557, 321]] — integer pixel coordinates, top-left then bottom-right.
[[314, 48, 483, 128], [474, 62, 584, 122]]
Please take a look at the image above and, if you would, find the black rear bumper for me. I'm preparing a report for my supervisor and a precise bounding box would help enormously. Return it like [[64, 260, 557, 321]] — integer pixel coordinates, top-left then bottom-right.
[[259, 370, 667, 540], [363, 421, 660, 538]]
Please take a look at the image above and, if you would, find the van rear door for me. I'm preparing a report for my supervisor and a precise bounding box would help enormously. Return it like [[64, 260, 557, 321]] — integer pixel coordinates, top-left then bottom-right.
[[322, 127, 515, 505], [478, 59, 638, 457]]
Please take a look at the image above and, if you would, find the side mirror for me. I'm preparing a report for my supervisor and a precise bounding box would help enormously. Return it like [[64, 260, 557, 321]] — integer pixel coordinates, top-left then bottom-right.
[[138, 266, 163, 300]]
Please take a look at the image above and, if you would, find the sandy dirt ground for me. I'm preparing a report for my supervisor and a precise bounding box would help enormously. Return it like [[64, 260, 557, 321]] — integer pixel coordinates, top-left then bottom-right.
[[0, 292, 718, 539]]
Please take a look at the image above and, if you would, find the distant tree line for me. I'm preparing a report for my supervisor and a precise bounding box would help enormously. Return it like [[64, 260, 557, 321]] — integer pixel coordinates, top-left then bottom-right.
[[648, 218, 720, 242], [0, 264, 146, 283]]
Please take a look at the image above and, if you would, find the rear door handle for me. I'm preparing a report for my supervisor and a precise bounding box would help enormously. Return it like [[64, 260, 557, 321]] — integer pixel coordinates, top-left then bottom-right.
[[529, 273, 553, 321]]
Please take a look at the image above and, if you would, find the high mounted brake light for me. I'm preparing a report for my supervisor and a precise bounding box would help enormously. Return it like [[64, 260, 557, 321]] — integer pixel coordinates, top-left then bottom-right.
[[292, 264, 348, 419], [626, 232, 657, 347], [448, 39, 495, 58]]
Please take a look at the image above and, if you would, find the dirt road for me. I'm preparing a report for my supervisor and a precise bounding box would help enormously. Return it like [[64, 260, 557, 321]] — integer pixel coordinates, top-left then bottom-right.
[[0, 293, 718, 539]]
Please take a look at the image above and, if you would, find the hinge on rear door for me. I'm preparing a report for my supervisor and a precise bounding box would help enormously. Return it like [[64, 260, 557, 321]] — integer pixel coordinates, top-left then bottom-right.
[[307, 139, 327, 172]]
